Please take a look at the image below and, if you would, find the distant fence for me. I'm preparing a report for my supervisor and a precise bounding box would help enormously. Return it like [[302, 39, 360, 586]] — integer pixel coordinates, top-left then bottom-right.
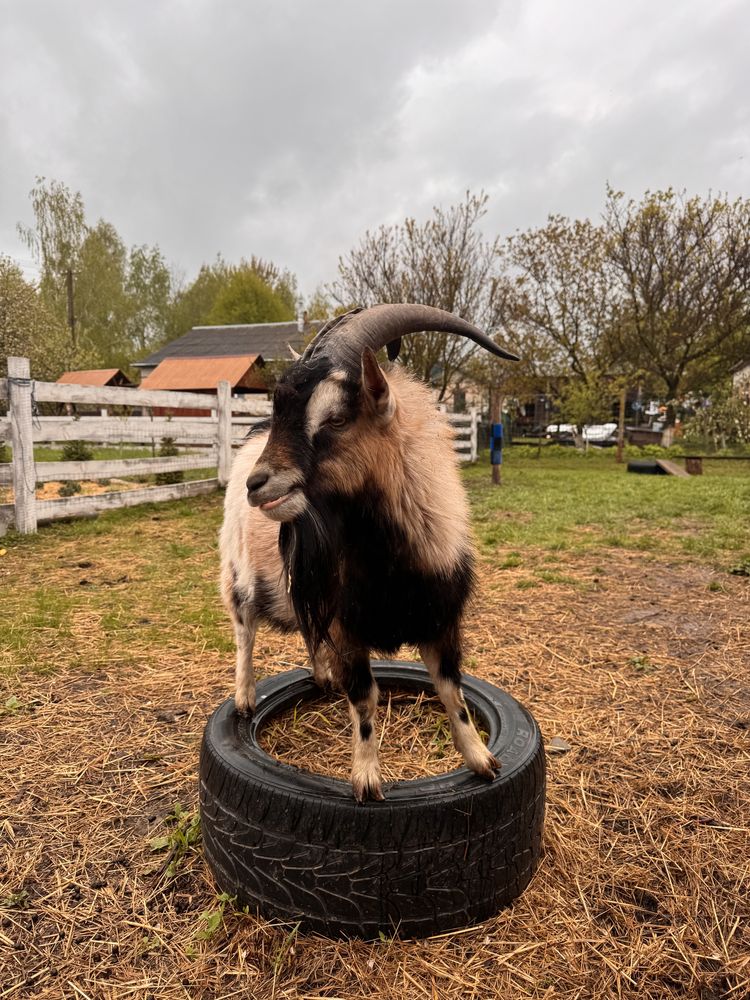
[[1, 358, 478, 534], [0, 356, 270, 534]]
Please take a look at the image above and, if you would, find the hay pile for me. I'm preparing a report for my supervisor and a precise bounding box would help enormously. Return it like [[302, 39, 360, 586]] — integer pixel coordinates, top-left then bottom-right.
[[1, 541, 748, 998]]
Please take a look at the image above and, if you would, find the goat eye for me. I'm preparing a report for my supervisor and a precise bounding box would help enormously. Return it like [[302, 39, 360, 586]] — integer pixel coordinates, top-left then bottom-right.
[[326, 415, 346, 429]]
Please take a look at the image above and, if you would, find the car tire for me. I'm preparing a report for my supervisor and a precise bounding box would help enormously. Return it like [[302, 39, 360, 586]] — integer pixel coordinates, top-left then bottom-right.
[[199, 660, 546, 939]]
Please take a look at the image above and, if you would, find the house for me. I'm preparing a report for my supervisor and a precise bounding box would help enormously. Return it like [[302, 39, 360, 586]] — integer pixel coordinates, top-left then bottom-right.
[[138, 355, 267, 416], [55, 368, 134, 416], [56, 368, 133, 387], [132, 319, 322, 380]]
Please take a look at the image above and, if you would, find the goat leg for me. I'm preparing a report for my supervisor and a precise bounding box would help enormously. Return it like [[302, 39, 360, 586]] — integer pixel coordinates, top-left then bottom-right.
[[420, 634, 499, 779], [337, 638, 383, 802], [233, 618, 258, 715]]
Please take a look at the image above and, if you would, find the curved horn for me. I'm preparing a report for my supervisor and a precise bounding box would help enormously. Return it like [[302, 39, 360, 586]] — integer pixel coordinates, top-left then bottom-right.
[[303, 304, 519, 366]]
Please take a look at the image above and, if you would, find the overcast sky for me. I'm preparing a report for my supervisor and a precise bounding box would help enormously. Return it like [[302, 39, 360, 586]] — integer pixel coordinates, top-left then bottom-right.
[[2, 0, 749, 298]]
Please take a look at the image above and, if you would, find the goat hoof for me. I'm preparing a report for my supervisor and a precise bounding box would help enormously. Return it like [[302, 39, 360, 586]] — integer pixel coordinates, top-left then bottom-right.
[[234, 696, 256, 717], [352, 776, 385, 804]]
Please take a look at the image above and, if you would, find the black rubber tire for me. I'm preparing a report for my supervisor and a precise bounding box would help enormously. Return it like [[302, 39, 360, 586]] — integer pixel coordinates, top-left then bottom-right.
[[627, 459, 666, 475], [199, 661, 545, 940]]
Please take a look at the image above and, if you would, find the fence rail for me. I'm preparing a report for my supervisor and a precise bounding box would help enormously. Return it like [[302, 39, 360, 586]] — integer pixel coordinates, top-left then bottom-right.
[[1, 358, 479, 534]]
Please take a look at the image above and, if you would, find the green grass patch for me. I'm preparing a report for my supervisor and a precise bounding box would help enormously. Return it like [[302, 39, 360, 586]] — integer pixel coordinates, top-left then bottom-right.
[[464, 450, 750, 565]]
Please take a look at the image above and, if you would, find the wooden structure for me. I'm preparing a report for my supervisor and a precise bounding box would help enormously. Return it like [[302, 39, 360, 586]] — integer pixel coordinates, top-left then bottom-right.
[[57, 368, 133, 388], [654, 458, 691, 478], [1, 359, 478, 535]]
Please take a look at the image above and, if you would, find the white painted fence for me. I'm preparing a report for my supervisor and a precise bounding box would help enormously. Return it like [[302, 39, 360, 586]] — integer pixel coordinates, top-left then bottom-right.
[[0, 358, 478, 535], [0, 357, 270, 534]]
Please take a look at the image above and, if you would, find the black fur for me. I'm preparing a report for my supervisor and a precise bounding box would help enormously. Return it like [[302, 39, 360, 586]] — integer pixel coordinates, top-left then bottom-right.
[[231, 567, 295, 633], [359, 721, 373, 741], [458, 707, 470, 725], [280, 486, 475, 657]]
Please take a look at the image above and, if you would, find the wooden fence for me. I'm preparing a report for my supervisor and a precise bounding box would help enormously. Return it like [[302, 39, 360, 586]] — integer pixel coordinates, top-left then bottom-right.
[[0, 357, 478, 534]]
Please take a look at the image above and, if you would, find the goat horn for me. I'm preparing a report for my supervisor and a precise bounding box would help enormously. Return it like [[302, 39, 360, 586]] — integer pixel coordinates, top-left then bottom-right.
[[302, 304, 519, 365]]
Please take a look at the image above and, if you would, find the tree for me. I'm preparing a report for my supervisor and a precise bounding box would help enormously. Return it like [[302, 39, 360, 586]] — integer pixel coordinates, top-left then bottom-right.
[[18, 178, 174, 371], [0, 256, 69, 379], [498, 215, 620, 385], [331, 192, 507, 399], [164, 256, 298, 345], [207, 265, 295, 326], [17, 177, 86, 344], [125, 244, 172, 355], [605, 187, 750, 415]]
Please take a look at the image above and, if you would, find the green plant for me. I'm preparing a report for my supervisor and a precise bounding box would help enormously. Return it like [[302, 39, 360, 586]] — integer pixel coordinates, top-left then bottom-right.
[[0, 443, 10, 464], [155, 437, 184, 486], [61, 440, 94, 462], [149, 803, 201, 879], [59, 480, 82, 497], [194, 891, 237, 941]]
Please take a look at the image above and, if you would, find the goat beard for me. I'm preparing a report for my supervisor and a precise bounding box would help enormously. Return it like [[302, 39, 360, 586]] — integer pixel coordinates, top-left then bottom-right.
[[279, 495, 342, 658]]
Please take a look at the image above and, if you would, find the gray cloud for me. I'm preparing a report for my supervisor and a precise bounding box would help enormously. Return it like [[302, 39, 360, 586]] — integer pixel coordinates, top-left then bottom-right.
[[1, 0, 748, 295]]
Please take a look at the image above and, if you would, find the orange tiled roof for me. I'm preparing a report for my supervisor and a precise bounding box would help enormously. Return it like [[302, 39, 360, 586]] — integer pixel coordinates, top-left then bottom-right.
[[56, 369, 129, 386], [138, 355, 265, 391]]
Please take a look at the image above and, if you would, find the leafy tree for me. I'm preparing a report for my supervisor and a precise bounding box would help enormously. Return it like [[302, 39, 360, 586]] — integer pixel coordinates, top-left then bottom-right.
[[331, 192, 507, 400], [126, 244, 172, 354], [164, 256, 298, 345], [683, 385, 750, 449], [17, 178, 173, 371], [605, 187, 750, 412], [206, 265, 294, 326], [17, 177, 85, 344], [0, 256, 69, 379], [165, 256, 233, 343], [498, 215, 619, 385]]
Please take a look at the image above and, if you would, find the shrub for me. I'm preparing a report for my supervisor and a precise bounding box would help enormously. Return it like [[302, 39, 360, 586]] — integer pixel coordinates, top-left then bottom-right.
[[61, 440, 94, 462], [0, 443, 10, 464], [155, 437, 184, 486], [59, 480, 82, 497]]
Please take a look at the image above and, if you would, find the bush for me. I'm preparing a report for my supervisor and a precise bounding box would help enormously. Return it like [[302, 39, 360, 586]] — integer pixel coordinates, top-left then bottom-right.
[[61, 440, 94, 462], [59, 480, 82, 497], [0, 443, 10, 464], [155, 437, 184, 486]]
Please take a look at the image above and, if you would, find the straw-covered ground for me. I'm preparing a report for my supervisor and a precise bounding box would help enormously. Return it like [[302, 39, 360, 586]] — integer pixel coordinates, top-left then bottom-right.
[[1, 454, 749, 999]]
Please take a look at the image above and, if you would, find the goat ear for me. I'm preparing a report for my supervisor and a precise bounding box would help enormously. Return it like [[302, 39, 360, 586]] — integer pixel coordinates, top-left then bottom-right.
[[361, 347, 394, 420]]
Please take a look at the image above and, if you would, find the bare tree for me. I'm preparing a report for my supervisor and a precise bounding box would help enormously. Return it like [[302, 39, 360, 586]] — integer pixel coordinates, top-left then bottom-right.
[[605, 187, 750, 415], [331, 192, 506, 399]]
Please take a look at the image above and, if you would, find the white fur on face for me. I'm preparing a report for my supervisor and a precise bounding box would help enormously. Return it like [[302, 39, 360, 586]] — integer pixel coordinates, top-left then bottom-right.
[[305, 372, 347, 439]]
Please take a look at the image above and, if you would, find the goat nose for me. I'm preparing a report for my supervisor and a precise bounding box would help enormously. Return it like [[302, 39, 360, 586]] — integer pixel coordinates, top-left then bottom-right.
[[246, 470, 270, 495]]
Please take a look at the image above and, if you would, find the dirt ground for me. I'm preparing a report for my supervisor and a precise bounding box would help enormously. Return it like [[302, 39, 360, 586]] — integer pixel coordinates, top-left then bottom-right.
[[1, 536, 749, 998]]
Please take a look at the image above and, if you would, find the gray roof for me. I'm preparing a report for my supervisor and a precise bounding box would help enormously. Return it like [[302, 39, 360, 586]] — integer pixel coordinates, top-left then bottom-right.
[[133, 321, 322, 368]]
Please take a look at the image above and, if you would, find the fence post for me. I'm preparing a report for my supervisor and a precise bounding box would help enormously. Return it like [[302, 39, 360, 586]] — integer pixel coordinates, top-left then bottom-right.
[[8, 356, 37, 534], [216, 380, 232, 487], [469, 407, 478, 462]]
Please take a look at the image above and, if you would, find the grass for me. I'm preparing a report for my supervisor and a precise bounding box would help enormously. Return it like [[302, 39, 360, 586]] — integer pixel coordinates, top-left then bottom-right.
[[0, 453, 749, 998], [466, 449, 750, 565]]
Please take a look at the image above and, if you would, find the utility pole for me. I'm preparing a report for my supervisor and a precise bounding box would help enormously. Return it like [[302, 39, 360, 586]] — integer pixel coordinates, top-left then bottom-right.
[[66, 268, 76, 347], [616, 386, 626, 464]]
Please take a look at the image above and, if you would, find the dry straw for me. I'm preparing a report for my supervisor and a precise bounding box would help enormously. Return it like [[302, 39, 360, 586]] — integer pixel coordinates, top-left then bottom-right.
[[1, 516, 748, 999]]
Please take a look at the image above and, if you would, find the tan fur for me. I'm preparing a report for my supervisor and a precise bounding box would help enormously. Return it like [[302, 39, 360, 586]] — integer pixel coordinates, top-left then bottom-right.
[[420, 642, 500, 780], [310, 365, 471, 575], [219, 363, 481, 798]]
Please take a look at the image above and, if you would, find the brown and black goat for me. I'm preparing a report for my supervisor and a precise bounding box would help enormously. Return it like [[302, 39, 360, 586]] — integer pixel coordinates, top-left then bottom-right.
[[219, 304, 518, 801]]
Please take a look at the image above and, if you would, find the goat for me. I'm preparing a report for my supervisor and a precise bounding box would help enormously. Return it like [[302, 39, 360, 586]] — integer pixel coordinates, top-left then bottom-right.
[[219, 304, 518, 801]]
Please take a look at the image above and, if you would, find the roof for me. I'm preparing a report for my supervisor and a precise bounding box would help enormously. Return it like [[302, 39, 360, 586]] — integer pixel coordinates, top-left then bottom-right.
[[133, 320, 322, 368], [138, 355, 266, 392], [57, 368, 132, 386]]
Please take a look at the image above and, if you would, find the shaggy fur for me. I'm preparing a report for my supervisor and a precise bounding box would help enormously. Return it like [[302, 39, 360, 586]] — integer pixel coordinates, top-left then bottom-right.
[[219, 356, 498, 800]]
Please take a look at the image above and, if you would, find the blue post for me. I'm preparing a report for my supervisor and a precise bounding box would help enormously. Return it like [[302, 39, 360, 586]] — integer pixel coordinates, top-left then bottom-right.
[[490, 422, 503, 465]]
